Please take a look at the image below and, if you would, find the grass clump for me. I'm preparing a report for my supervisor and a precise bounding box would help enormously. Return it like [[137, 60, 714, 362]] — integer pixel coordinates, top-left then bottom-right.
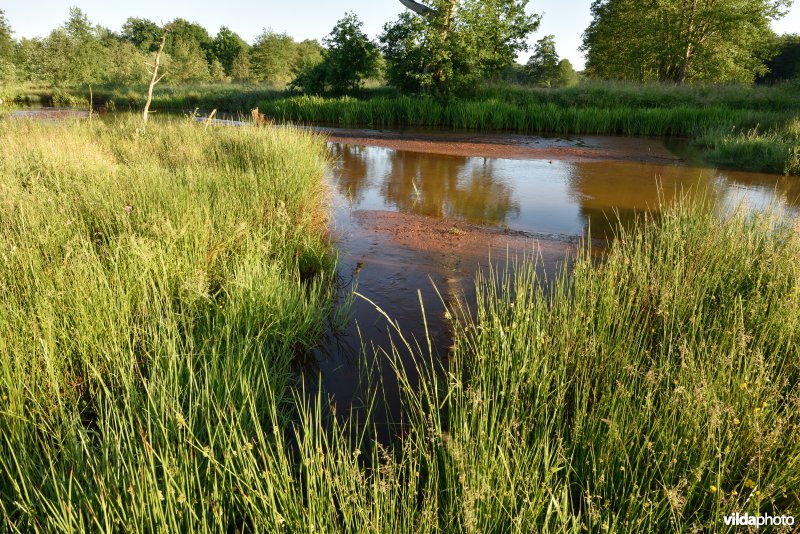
[[414, 200, 800, 531], [0, 117, 339, 531]]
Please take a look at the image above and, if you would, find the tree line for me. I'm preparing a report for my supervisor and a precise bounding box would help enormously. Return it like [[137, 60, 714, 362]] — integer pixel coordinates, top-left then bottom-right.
[[0, 1, 797, 98]]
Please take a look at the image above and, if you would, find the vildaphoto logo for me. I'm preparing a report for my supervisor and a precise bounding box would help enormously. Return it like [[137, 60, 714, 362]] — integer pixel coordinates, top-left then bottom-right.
[[723, 513, 795, 528]]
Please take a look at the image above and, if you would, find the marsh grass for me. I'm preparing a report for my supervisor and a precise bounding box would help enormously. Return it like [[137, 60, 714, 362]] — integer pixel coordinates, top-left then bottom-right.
[[371, 199, 800, 532], [1, 115, 798, 532]]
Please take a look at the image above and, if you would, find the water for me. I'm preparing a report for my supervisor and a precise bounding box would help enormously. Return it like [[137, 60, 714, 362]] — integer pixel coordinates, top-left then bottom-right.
[[315, 133, 800, 434]]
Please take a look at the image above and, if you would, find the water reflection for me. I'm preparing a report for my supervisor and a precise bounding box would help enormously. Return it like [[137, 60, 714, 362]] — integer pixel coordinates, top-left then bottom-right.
[[330, 141, 800, 238], [333, 144, 521, 227], [319, 136, 799, 439]]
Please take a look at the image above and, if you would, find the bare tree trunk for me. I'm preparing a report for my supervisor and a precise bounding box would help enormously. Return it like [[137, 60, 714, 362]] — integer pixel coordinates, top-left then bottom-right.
[[143, 27, 170, 123]]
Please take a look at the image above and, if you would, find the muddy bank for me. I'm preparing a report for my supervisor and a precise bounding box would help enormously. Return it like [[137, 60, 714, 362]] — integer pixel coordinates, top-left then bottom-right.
[[323, 127, 684, 164], [353, 210, 579, 262]]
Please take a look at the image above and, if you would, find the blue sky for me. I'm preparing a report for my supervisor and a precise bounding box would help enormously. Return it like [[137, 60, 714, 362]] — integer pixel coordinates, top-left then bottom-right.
[[4, 1, 799, 69]]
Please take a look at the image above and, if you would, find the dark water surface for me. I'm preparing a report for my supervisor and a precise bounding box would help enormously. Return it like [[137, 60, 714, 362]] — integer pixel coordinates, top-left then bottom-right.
[[315, 135, 800, 433]]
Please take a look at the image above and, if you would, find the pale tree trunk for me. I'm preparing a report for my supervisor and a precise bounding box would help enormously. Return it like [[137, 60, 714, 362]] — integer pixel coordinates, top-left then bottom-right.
[[677, 0, 698, 84], [143, 27, 170, 123]]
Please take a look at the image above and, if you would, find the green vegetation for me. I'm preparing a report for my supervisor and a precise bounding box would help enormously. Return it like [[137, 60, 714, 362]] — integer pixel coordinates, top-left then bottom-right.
[[525, 35, 579, 88], [292, 13, 382, 95], [257, 82, 800, 174], [0, 118, 336, 530], [1, 121, 798, 529], [381, 0, 539, 95], [582, 0, 791, 84]]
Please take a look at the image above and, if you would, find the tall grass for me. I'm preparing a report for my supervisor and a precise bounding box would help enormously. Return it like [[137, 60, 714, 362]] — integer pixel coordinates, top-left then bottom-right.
[[0, 118, 340, 530], [1, 116, 798, 532]]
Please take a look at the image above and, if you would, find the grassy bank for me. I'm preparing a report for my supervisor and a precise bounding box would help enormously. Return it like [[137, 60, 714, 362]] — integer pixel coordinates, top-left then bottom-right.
[[258, 84, 800, 174], [2, 113, 798, 531], [4, 81, 799, 173], [422, 202, 800, 531], [0, 118, 338, 530]]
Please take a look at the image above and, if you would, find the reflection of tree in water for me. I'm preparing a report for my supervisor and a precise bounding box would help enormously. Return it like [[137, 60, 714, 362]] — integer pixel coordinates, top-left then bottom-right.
[[380, 151, 520, 226], [330, 144, 371, 204], [566, 161, 724, 238]]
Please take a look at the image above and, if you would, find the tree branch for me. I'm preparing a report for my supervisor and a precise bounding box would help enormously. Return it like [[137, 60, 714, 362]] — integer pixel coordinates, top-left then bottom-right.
[[399, 0, 436, 16]]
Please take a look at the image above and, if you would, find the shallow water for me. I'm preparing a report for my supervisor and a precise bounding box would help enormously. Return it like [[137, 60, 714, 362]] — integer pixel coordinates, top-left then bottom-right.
[[315, 133, 800, 434]]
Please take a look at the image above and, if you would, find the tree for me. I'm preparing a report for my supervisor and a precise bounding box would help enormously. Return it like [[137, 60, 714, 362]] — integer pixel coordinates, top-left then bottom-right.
[[293, 39, 324, 77], [760, 33, 800, 83], [321, 13, 380, 94], [384, 0, 540, 95], [582, 0, 792, 84], [557, 59, 579, 87], [166, 18, 213, 64], [526, 35, 560, 86], [212, 26, 249, 76], [121, 17, 162, 52], [230, 50, 253, 82], [0, 9, 16, 81], [250, 30, 298, 83], [164, 37, 210, 83], [292, 14, 380, 94]]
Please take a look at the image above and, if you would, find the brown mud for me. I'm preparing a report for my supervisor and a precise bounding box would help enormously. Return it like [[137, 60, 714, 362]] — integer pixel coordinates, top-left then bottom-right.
[[353, 209, 578, 262], [322, 127, 683, 164]]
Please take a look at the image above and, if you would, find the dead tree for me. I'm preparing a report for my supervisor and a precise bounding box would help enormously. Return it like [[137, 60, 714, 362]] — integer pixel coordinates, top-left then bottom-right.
[[143, 26, 170, 123]]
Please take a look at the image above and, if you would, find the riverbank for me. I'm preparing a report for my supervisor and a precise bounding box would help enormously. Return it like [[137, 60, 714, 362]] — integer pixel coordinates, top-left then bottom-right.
[[1, 117, 798, 531], [3, 81, 798, 174]]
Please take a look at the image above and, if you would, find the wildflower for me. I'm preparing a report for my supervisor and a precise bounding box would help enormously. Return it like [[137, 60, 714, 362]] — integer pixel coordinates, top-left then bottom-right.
[[744, 479, 756, 489], [709, 485, 718, 494], [733, 418, 741, 426], [177, 493, 186, 505]]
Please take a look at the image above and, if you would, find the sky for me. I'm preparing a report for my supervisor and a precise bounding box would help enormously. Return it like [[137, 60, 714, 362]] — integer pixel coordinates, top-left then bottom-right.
[[3, 1, 800, 70]]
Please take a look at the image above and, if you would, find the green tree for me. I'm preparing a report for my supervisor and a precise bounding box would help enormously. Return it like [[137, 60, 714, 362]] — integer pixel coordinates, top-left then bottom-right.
[[582, 0, 792, 84], [164, 37, 210, 83], [292, 39, 324, 77], [557, 59, 580, 87], [0, 9, 16, 81], [251, 30, 297, 83], [212, 26, 249, 76], [121, 18, 162, 53], [320, 13, 380, 94], [107, 40, 149, 84], [230, 49, 253, 82], [526, 35, 560, 86], [383, 0, 540, 95], [166, 18, 213, 63], [760, 33, 800, 83]]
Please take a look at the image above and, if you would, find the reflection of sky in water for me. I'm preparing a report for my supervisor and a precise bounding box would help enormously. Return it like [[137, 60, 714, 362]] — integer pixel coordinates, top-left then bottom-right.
[[328, 141, 800, 239]]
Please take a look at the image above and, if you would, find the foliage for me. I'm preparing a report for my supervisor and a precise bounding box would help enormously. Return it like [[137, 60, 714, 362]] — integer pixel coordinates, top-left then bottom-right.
[[121, 17, 162, 53], [526, 35, 560, 86], [582, 0, 792, 83], [382, 0, 540, 96], [230, 50, 253, 82], [0, 9, 14, 81], [164, 37, 211, 83], [212, 26, 249, 76], [293, 13, 380, 95], [760, 33, 800, 83], [251, 30, 299, 84]]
